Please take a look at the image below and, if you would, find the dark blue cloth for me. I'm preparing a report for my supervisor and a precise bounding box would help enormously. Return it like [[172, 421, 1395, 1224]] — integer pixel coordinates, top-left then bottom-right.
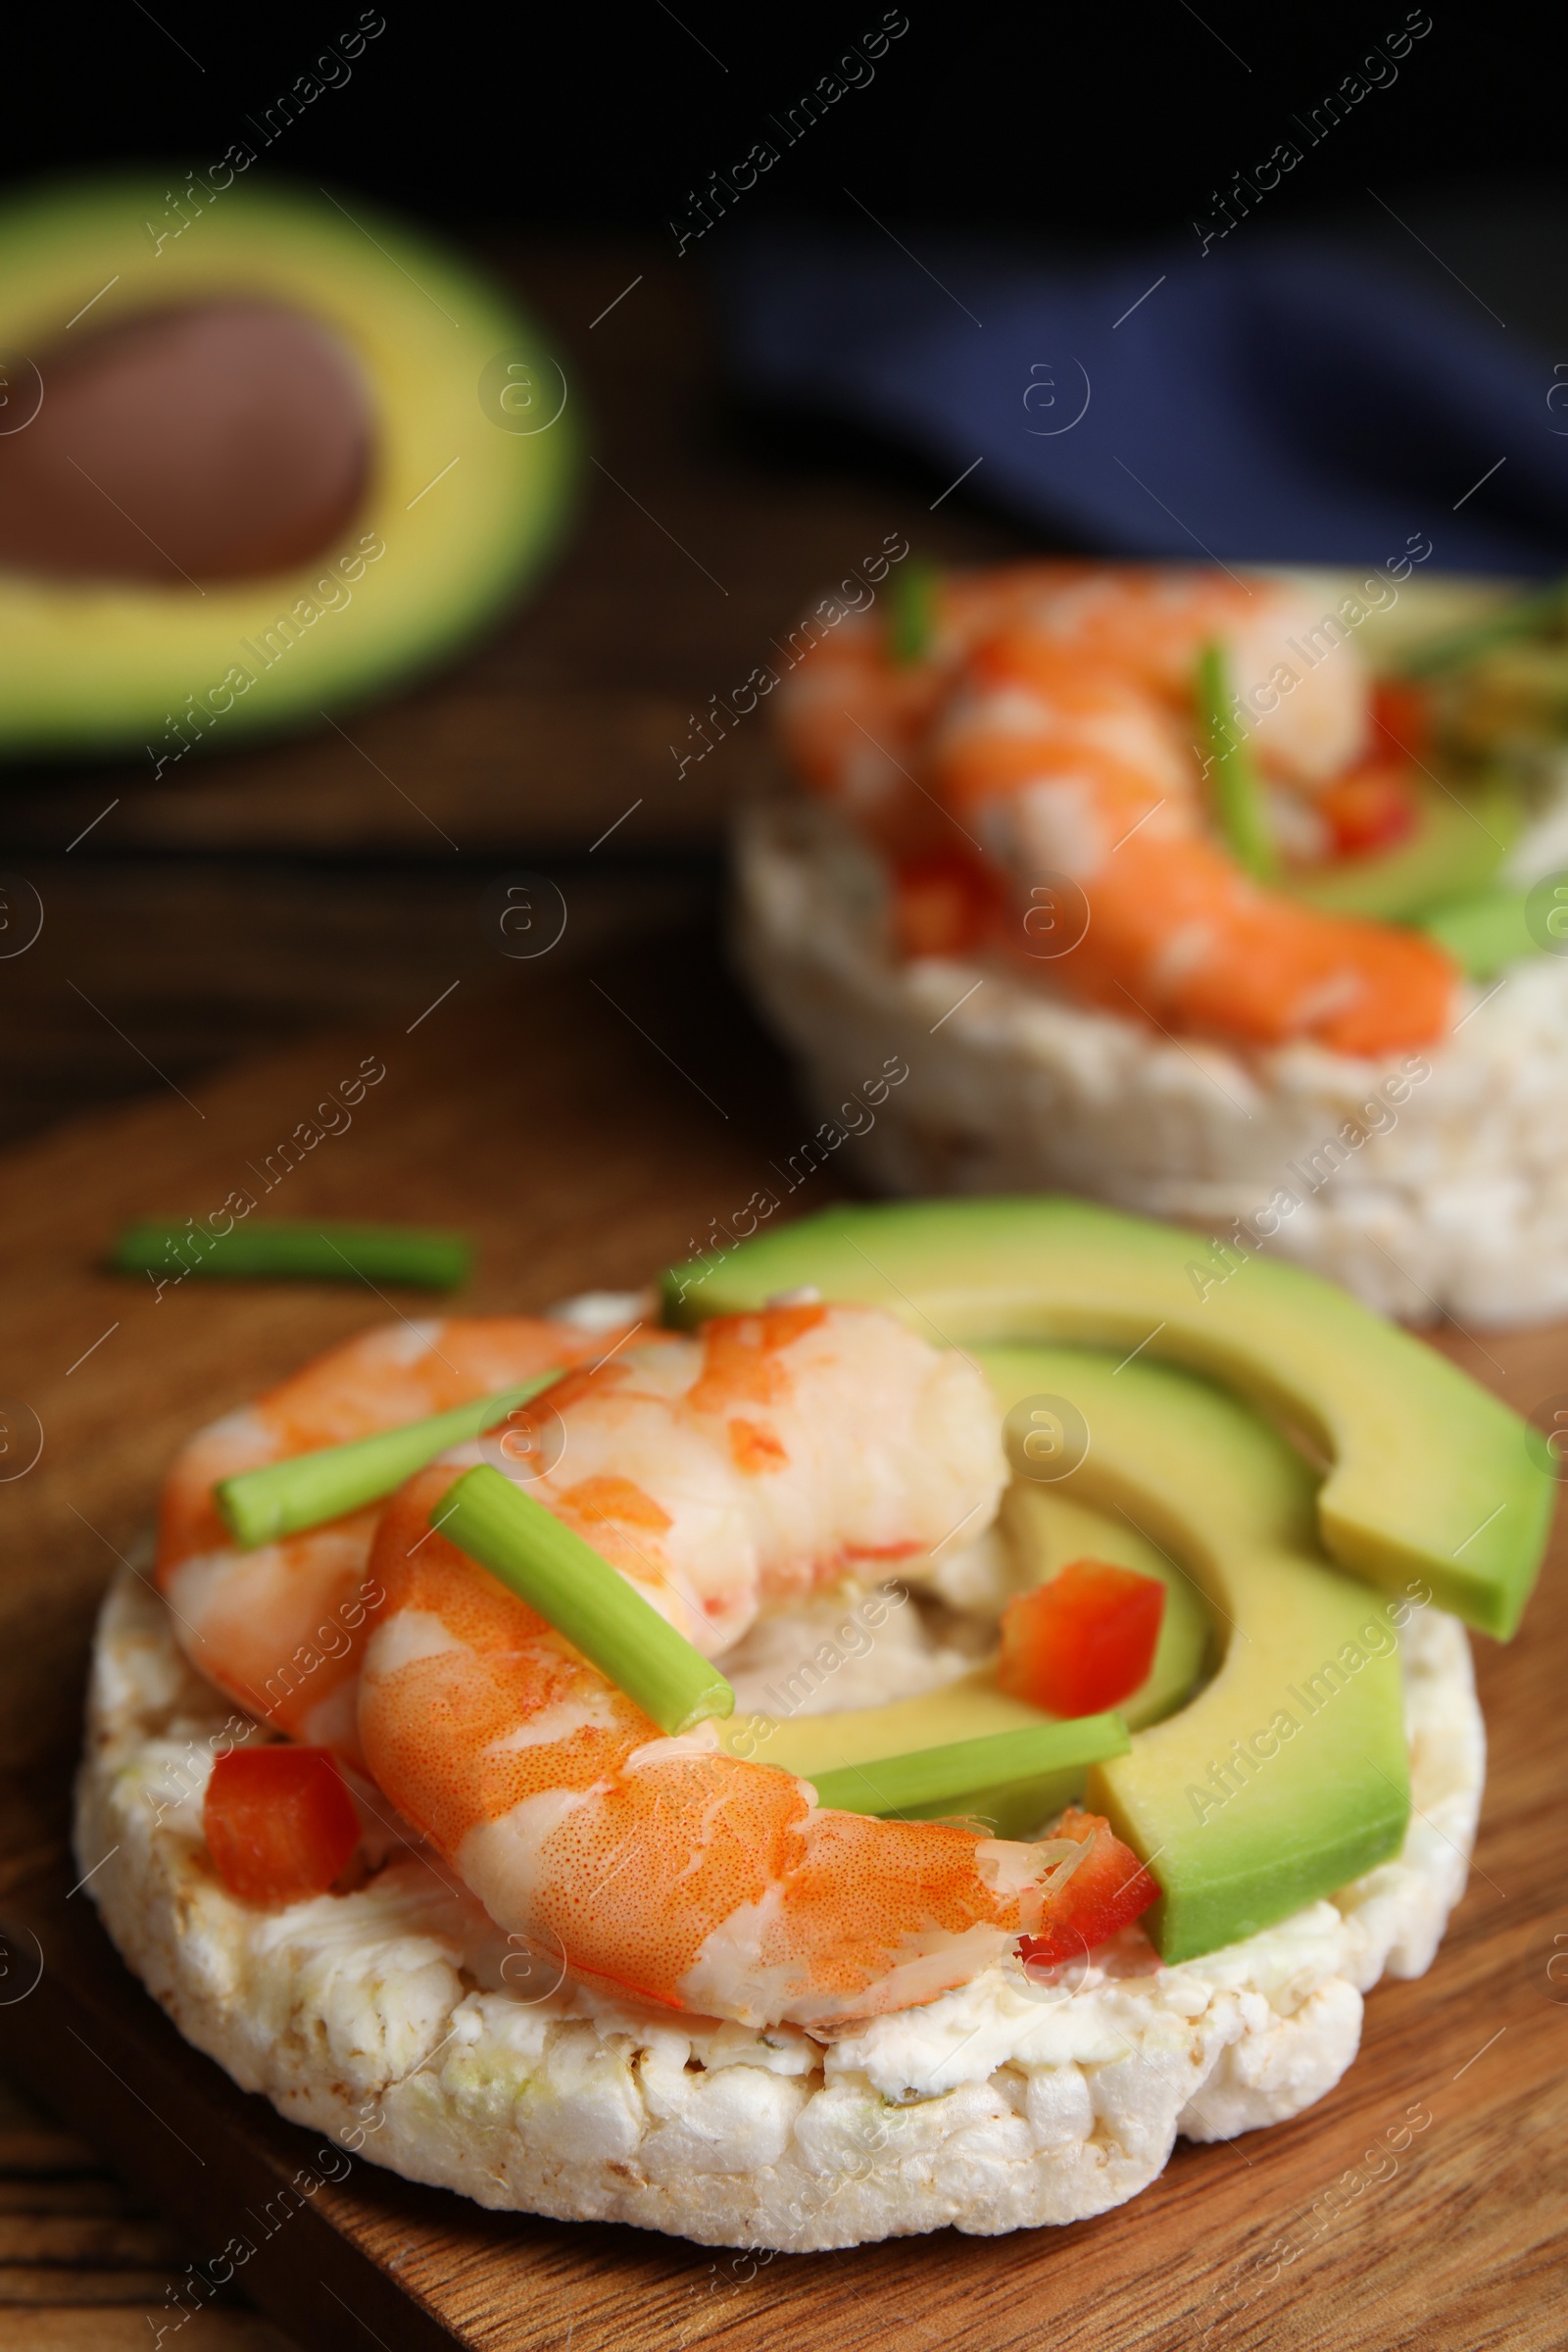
[[718, 231, 1566, 575]]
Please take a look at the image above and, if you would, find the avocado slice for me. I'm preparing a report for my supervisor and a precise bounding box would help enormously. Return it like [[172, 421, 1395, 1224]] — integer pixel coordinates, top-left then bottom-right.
[[1281, 773, 1522, 921], [666, 1199, 1551, 1638], [984, 1345, 1411, 1961], [0, 177, 578, 760], [717, 1479, 1208, 1836], [1000, 1483, 1212, 1726], [725, 1343, 1410, 1960], [1419, 888, 1537, 979]]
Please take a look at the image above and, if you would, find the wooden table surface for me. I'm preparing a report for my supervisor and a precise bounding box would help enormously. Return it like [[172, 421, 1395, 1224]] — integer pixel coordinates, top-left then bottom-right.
[[0, 238, 1025, 1149], [1, 235, 1565, 2350], [0, 929, 1565, 2351]]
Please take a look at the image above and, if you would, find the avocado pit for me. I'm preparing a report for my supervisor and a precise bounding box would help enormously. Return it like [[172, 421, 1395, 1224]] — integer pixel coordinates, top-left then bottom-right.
[[0, 300, 371, 584]]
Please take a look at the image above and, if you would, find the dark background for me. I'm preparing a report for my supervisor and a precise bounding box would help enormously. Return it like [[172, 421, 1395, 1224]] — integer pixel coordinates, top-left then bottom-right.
[[4, 4, 1566, 1150], [1, 12, 1565, 2339], [6, 4, 1564, 252]]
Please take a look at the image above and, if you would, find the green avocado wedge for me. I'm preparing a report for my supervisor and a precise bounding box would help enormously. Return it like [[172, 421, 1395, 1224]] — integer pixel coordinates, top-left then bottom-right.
[[1281, 772, 1523, 922], [980, 1345, 1411, 1962], [1418, 888, 1537, 979], [1000, 1482, 1212, 1728], [664, 1198, 1552, 1639], [716, 1479, 1209, 1838]]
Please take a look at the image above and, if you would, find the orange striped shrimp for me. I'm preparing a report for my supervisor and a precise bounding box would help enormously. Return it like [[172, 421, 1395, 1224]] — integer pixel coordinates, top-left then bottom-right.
[[939, 614, 1453, 1055], [774, 562, 1085, 855], [516, 1301, 1005, 1653], [358, 1456, 1153, 2029], [155, 1314, 616, 1759], [780, 562, 1456, 1055]]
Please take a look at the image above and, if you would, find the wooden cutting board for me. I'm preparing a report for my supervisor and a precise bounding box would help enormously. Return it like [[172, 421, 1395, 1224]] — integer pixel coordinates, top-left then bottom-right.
[[0, 923, 1564, 2352]]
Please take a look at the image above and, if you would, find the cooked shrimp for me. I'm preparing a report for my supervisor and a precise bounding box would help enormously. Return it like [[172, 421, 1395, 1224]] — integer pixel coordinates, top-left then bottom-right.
[[155, 1315, 615, 1759], [779, 562, 1456, 1055], [358, 1468, 1153, 2031], [968, 567, 1370, 784], [940, 623, 1454, 1055], [774, 564, 1083, 854], [517, 1301, 1006, 1653]]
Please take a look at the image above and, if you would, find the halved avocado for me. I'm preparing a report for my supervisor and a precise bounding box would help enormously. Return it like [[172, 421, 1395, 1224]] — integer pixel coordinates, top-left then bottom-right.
[[0, 176, 578, 760], [1282, 772, 1523, 921], [666, 1199, 1552, 1638]]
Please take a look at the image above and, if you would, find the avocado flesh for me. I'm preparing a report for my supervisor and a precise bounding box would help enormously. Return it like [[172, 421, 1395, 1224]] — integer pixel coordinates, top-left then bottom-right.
[[1282, 772, 1522, 921], [718, 1479, 1208, 1837], [0, 177, 578, 759], [982, 1345, 1410, 1962], [1419, 888, 1537, 979], [667, 1198, 1550, 1639], [1000, 1483, 1212, 1728]]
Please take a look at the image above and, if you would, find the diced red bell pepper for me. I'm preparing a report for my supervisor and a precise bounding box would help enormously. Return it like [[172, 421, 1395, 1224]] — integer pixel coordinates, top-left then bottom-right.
[[1315, 760, 1419, 857], [203, 1743, 360, 1907], [1018, 1804, 1159, 1966], [889, 851, 994, 959], [1370, 679, 1430, 762], [998, 1558, 1165, 1718]]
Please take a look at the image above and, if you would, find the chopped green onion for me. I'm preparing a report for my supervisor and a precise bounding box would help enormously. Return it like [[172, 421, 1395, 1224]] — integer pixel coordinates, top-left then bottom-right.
[[217, 1374, 563, 1548], [888, 560, 941, 666], [438, 1465, 734, 1737], [1397, 575, 1568, 679], [110, 1219, 472, 1291], [1197, 642, 1278, 882], [808, 1713, 1129, 1824]]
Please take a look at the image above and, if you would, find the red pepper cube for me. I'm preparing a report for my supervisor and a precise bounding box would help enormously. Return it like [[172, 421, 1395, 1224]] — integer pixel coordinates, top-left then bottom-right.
[[1370, 679, 1431, 762], [997, 1558, 1165, 1718], [1017, 1804, 1160, 1966], [203, 1743, 360, 1907], [889, 851, 995, 959], [1316, 761, 1419, 858]]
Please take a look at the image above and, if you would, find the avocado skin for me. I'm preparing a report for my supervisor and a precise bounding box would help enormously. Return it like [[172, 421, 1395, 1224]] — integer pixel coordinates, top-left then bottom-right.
[[978, 1347, 1410, 1964], [665, 1198, 1551, 1640]]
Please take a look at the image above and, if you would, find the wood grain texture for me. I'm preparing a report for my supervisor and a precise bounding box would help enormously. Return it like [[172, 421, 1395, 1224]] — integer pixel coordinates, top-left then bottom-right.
[[0, 928, 1565, 2352], [0, 243, 1026, 866], [0, 239, 1027, 1154], [0, 2074, 297, 2345]]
